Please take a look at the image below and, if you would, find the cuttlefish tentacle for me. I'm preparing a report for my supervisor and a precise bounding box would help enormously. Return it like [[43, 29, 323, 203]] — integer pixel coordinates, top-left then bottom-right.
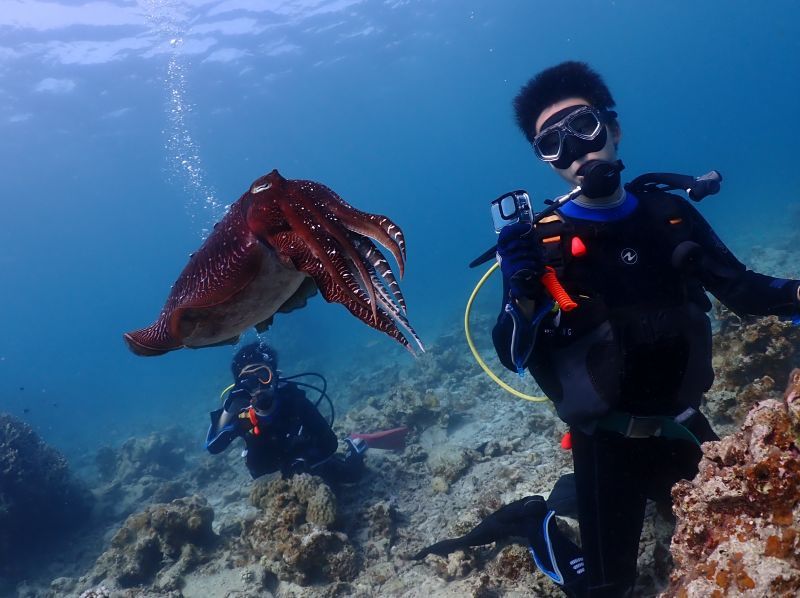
[[274, 231, 414, 352], [322, 196, 407, 278], [358, 251, 424, 353], [354, 236, 407, 315], [263, 207, 376, 322], [282, 182, 380, 325]]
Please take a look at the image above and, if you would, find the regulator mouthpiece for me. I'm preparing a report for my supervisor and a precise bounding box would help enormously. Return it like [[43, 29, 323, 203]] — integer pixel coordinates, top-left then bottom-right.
[[577, 159, 625, 199]]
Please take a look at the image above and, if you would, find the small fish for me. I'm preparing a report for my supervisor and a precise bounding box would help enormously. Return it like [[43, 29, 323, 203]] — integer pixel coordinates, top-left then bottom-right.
[[19, 386, 24, 391], [23, 408, 29, 414]]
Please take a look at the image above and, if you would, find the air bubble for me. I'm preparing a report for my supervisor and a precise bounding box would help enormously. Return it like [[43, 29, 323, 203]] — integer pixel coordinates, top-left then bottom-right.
[[144, 0, 223, 238]]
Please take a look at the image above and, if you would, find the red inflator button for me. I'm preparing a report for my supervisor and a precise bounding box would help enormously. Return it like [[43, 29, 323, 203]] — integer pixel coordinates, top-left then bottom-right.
[[571, 236, 587, 257]]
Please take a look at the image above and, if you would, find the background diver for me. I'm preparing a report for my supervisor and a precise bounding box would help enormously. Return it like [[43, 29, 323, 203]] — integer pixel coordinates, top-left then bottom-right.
[[419, 61, 800, 597], [206, 341, 408, 484]]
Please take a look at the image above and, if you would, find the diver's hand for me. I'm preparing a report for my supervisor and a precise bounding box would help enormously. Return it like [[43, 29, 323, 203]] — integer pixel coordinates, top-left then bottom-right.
[[496, 222, 544, 299], [224, 388, 251, 413]]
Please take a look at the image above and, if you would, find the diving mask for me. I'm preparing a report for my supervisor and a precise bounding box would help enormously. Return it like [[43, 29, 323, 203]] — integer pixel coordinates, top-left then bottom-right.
[[238, 363, 275, 396], [533, 106, 617, 169]]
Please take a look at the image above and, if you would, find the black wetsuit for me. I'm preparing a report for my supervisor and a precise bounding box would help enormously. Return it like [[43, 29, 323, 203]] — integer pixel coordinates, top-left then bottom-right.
[[492, 189, 800, 597], [206, 381, 363, 483]]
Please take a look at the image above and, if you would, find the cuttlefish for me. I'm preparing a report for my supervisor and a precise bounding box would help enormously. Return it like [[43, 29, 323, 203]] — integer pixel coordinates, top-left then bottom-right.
[[124, 170, 423, 356]]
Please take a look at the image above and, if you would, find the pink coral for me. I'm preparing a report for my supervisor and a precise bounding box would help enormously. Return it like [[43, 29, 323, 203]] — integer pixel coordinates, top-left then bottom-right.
[[662, 374, 800, 597]]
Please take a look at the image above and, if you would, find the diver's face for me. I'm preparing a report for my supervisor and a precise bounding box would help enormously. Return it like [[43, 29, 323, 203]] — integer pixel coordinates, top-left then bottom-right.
[[535, 96, 622, 187], [238, 363, 278, 417]]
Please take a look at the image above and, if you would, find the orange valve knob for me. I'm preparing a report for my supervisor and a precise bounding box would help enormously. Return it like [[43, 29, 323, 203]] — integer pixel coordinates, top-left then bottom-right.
[[541, 266, 578, 312], [248, 407, 261, 436]]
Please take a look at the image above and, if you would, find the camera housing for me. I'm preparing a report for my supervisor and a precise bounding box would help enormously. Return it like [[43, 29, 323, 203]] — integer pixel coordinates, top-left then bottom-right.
[[491, 190, 533, 233]]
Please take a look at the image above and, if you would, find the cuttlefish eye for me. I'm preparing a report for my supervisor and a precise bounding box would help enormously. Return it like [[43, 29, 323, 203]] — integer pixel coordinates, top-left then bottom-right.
[[251, 181, 271, 194]]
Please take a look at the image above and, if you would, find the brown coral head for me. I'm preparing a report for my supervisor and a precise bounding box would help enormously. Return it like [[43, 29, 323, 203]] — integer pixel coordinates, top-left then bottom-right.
[[785, 368, 800, 404]]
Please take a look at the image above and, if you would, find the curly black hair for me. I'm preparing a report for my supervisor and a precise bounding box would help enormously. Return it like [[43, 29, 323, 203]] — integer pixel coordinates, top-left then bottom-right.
[[513, 61, 616, 144], [231, 341, 278, 378]]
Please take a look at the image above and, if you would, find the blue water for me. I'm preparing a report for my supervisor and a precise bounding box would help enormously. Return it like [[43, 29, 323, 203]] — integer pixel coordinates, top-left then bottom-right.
[[1, 0, 798, 458]]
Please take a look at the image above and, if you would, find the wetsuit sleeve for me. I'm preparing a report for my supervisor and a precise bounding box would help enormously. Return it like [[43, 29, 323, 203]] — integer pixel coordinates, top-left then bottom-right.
[[684, 201, 800, 316], [205, 391, 250, 454]]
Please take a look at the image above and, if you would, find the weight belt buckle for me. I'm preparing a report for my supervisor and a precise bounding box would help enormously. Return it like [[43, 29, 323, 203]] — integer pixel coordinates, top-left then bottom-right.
[[625, 416, 662, 439]]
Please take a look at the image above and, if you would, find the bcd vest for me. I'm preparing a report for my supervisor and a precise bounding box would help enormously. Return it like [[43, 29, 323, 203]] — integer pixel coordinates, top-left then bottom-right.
[[528, 191, 715, 427]]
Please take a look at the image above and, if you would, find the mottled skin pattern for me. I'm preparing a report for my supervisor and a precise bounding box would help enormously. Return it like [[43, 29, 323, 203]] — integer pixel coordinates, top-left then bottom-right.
[[124, 170, 422, 356], [786, 369, 800, 425], [786, 369, 800, 405]]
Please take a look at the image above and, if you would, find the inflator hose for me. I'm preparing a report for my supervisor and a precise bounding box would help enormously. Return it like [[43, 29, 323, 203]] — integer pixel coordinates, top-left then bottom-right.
[[464, 262, 547, 403]]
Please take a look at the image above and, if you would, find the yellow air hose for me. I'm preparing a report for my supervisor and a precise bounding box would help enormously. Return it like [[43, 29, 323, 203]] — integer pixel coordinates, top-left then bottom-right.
[[220, 383, 235, 400], [464, 262, 548, 402]]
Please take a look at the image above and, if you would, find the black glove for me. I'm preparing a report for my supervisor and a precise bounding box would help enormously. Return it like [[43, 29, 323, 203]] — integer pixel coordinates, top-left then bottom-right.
[[225, 388, 251, 413], [496, 222, 544, 299]]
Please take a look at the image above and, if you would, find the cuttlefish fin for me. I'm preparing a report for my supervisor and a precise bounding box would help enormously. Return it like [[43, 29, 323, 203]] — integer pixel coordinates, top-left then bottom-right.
[[255, 318, 274, 333], [253, 277, 316, 334], [191, 335, 241, 349]]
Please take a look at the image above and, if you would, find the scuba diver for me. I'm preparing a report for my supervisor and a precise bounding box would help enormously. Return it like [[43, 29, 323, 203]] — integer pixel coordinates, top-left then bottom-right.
[[206, 341, 407, 483], [445, 62, 800, 597]]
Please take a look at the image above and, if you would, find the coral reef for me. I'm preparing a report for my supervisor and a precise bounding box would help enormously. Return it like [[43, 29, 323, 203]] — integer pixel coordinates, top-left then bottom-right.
[[0, 413, 93, 576], [707, 308, 800, 433], [340, 385, 445, 440], [96, 429, 188, 483], [78, 585, 110, 598], [366, 499, 398, 542], [663, 374, 800, 597], [712, 309, 800, 391], [92, 429, 192, 521], [85, 495, 216, 591], [242, 474, 358, 585], [427, 446, 478, 493]]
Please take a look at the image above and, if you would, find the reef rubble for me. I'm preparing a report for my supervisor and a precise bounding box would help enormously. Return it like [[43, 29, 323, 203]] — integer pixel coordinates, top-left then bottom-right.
[[92, 429, 194, 522], [84, 495, 217, 591], [706, 308, 800, 436], [241, 474, 358, 586]]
